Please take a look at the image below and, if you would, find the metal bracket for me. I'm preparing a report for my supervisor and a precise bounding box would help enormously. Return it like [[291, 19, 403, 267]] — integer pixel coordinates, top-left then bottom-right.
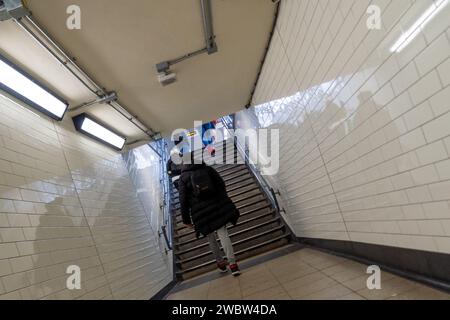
[[156, 61, 170, 74], [155, 0, 217, 74], [200, 0, 218, 55], [0, 0, 29, 21], [69, 91, 118, 112], [156, 47, 208, 73]]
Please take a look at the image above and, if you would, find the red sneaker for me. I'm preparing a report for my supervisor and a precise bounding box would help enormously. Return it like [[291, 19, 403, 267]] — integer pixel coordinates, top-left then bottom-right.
[[217, 261, 228, 273], [229, 264, 241, 276]]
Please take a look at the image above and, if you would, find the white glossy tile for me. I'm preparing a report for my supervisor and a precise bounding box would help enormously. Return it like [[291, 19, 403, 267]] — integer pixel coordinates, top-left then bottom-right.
[[245, 0, 450, 258]]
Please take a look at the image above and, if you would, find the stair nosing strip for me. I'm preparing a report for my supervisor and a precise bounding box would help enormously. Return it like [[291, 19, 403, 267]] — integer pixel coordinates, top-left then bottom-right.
[[174, 195, 269, 216], [172, 190, 264, 215], [170, 185, 260, 207], [170, 176, 254, 201], [176, 225, 285, 265], [173, 200, 271, 232], [173, 205, 273, 240], [175, 234, 290, 275], [174, 211, 280, 255]]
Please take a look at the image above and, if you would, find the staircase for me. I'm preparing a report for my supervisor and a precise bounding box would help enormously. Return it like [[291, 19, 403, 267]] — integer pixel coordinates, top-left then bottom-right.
[[170, 141, 293, 280]]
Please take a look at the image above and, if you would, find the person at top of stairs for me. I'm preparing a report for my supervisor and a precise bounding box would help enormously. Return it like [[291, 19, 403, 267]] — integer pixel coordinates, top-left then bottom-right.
[[201, 120, 217, 157], [178, 162, 242, 276], [167, 151, 232, 274], [167, 149, 183, 190]]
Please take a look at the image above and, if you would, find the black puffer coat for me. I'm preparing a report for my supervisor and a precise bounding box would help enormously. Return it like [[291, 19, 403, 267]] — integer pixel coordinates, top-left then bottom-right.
[[178, 164, 240, 237]]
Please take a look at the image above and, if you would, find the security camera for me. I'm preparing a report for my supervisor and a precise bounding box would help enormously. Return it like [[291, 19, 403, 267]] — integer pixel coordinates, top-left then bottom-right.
[[156, 61, 177, 86], [158, 72, 177, 86]]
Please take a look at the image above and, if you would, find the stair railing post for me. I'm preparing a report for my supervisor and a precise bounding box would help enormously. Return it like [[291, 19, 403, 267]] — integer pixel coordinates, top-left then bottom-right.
[[157, 139, 173, 252]]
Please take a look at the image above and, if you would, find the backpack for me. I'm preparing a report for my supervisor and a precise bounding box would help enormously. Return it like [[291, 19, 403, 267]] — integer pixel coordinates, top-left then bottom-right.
[[190, 168, 216, 198]]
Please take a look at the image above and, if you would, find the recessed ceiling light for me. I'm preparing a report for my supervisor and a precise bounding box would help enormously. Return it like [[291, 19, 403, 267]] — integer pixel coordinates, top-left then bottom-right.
[[72, 113, 126, 150], [0, 54, 68, 120]]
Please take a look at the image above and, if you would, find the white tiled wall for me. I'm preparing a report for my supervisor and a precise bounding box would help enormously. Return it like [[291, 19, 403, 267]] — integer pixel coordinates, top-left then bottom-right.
[[247, 0, 450, 254], [124, 145, 166, 237], [0, 94, 171, 299]]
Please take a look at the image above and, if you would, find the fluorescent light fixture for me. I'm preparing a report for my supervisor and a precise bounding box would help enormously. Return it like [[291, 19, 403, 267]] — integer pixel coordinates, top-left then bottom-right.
[[0, 54, 68, 120], [390, 0, 449, 53], [72, 113, 126, 150]]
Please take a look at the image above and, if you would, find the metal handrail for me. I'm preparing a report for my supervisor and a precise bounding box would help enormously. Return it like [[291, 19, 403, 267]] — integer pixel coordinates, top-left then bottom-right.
[[221, 116, 282, 214], [156, 140, 173, 252], [158, 225, 172, 253]]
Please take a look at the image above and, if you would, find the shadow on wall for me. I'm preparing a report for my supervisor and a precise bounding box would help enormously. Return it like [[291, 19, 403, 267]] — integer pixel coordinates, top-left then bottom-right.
[[26, 148, 171, 299], [122, 145, 164, 234], [30, 197, 76, 299], [235, 83, 403, 240]]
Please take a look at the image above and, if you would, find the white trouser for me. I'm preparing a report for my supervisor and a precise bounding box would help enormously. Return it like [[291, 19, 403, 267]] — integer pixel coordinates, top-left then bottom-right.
[[207, 225, 236, 265]]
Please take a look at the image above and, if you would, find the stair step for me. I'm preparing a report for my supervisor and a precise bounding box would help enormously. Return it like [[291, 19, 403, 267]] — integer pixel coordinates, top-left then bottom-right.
[[172, 188, 262, 213], [227, 181, 255, 194], [169, 148, 293, 280], [192, 146, 239, 156], [173, 191, 267, 215], [170, 184, 260, 207], [193, 156, 242, 166], [174, 210, 277, 252], [175, 216, 280, 256], [175, 234, 291, 279], [232, 190, 265, 205], [221, 170, 252, 183], [174, 218, 281, 262], [193, 146, 241, 156], [218, 166, 248, 178], [228, 185, 261, 198], [170, 173, 253, 199], [222, 174, 254, 189], [176, 224, 286, 266], [214, 162, 244, 171], [173, 196, 269, 229], [173, 204, 273, 241]]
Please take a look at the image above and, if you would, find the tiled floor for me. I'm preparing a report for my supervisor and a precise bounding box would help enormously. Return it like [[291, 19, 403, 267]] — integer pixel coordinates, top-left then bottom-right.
[[166, 248, 450, 300]]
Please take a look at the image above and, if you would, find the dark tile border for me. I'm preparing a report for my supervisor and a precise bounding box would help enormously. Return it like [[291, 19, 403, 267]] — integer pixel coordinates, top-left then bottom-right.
[[150, 280, 178, 300], [298, 237, 450, 293]]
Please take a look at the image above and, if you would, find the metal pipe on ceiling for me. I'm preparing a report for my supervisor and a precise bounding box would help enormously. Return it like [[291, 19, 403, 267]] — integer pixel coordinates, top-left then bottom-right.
[[13, 15, 160, 142], [167, 47, 208, 68], [156, 0, 217, 74], [69, 91, 118, 112], [14, 17, 101, 96], [108, 101, 159, 141], [26, 16, 101, 93], [200, 0, 217, 54]]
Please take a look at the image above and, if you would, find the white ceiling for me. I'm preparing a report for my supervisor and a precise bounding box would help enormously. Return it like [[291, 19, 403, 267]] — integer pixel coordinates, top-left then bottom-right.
[[0, 0, 276, 142]]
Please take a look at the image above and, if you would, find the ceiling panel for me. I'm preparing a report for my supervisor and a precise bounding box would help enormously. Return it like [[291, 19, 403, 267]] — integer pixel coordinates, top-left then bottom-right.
[[19, 0, 276, 138]]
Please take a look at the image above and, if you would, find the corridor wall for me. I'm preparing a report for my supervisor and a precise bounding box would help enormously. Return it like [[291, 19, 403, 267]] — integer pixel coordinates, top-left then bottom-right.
[[245, 0, 450, 280], [0, 93, 171, 299]]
